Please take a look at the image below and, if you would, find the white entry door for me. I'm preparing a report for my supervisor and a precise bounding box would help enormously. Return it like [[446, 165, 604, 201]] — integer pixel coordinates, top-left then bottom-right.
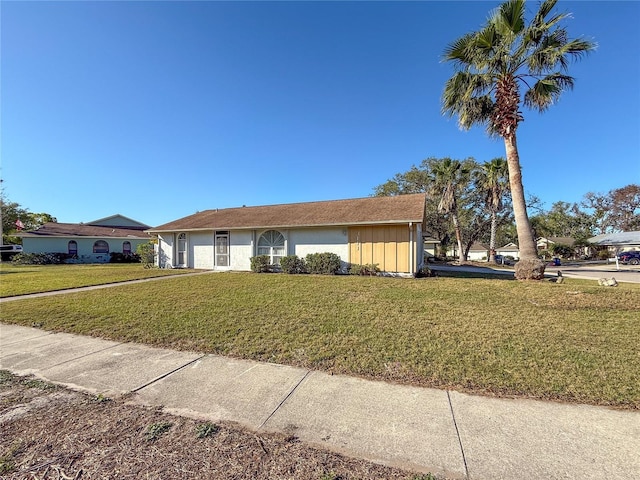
[[215, 233, 229, 267], [177, 233, 187, 267]]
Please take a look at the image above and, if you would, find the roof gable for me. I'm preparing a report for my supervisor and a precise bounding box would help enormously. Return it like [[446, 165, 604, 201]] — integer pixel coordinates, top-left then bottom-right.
[[149, 194, 426, 232], [88, 214, 150, 228]]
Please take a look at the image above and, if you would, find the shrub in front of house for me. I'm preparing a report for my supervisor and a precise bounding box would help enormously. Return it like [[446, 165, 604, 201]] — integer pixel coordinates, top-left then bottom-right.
[[280, 255, 308, 274], [11, 252, 68, 265], [136, 242, 156, 268], [551, 244, 574, 259], [348, 263, 380, 276], [305, 252, 342, 275], [250, 255, 272, 273], [109, 252, 141, 263]]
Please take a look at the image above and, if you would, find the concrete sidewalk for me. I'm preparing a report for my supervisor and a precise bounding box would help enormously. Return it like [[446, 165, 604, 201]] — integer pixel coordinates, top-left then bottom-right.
[[1, 323, 638, 479]]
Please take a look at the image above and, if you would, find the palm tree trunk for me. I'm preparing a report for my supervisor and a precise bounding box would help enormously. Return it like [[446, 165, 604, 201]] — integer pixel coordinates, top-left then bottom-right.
[[489, 210, 497, 263], [452, 213, 464, 263], [504, 133, 545, 279]]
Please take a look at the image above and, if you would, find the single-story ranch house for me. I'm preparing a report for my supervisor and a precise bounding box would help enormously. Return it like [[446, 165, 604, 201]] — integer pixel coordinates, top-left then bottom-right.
[[147, 194, 427, 275], [19, 214, 151, 263]]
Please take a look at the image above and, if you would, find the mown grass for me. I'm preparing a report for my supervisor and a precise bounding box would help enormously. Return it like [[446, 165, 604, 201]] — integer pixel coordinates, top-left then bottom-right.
[[1, 271, 638, 408], [0, 264, 198, 297]]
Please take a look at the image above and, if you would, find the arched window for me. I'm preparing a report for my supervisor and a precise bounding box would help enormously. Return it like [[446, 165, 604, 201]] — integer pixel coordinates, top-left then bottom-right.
[[68, 241, 78, 255], [177, 233, 187, 266], [257, 230, 285, 265], [93, 240, 109, 253], [123, 241, 132, 254]]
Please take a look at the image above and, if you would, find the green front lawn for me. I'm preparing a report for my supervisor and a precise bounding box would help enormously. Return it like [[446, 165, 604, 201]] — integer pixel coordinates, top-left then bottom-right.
[[0, 263, 198, 297], [1, 271, 638, 409]]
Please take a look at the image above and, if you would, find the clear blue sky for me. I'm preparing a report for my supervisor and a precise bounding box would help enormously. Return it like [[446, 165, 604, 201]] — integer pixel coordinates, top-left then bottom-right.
[[2, 1, 639, 227]]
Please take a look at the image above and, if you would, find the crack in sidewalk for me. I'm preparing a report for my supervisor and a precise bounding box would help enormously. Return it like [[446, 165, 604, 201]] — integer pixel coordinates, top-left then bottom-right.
[[447, 390, 470, 479], [257, 370, 312, 431]]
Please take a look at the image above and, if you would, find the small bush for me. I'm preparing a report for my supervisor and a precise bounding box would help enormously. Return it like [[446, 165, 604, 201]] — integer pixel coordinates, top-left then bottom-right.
[[195, 422, 220, 439], [145, 422, 172, 441], [109, 252, 141, 263], [551, 244, 573, 259], [136, 242, 156, 268], [11, 252, 68, 265], [348, 263, 380, 276], [280, 255, 307, 274], [305, 252, 342, 275], [416, 265, 436, 278], [597, 249, 611, 260], [250, 255, 272, 273]]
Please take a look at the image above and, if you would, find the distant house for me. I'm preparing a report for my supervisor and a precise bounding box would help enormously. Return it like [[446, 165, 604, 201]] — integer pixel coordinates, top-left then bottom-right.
[[536, 236, 575, 251], [146, 194, 426, 275], [467, 242, 489, 261], [588, 231, 640, 254], [423, 235, 441, 258], [446, 242, 489, 261], [19, 214, 151, 263], [496, 242, 520, 259]]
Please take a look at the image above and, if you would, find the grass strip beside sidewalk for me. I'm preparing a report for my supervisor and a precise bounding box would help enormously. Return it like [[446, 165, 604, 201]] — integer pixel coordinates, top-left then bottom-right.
[[0, 264, 197, 297]]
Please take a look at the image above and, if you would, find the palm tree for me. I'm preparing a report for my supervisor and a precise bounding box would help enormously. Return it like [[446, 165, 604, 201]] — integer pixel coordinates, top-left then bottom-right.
[[475, 158, 510, 263], [441, 0, 595, 279], [429, 158, 472, 263]]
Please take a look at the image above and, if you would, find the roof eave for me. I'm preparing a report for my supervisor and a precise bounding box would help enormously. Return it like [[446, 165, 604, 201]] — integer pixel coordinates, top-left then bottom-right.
[[147, 218, 423, 234]]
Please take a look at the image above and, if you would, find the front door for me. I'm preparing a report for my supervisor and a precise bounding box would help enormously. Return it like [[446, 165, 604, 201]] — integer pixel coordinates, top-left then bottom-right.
[[215, 232, 229, 267], [177, 233, 187, 267]]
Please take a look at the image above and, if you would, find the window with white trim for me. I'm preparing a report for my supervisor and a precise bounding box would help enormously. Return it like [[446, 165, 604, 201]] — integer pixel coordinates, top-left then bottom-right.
[[257, 230, 285, 265], [93, 240, 109, 254]]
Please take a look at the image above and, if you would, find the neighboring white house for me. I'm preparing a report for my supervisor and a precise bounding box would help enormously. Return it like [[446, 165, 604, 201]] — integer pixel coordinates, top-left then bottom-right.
[[587, 231, 640, 254], [536, 236, 575, 251], [445, 242, 489, 261], [147, 194, 427, 275], [19, 214, 151, 263], [496, 242, 520, 259]]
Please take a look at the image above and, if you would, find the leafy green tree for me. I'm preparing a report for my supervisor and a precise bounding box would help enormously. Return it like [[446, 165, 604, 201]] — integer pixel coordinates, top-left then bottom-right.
[[530, 201, 594, 241], [441, 0, 595, 279], [582, 184, 640, 234], [1, 192, 57, 244]]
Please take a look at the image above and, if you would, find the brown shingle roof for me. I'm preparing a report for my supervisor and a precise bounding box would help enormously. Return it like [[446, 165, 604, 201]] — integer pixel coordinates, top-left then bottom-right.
[[149, 194, 426, 232], [19, 223, 151, 239]]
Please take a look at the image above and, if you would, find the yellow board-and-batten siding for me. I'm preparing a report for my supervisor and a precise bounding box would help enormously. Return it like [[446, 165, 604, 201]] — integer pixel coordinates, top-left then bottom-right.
[[348, 224, 415, 274]]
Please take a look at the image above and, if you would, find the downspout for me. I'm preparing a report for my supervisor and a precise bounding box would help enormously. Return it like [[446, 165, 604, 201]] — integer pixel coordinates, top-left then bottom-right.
[[409, 222, 414, 275]]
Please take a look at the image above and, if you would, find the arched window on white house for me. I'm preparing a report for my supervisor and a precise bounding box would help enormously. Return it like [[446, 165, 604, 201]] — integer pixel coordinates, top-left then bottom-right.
[[93, 240, 109, 254], [68, 241, 78, 255], [123, 241, 132, 255], [257, 230, 285, 265]]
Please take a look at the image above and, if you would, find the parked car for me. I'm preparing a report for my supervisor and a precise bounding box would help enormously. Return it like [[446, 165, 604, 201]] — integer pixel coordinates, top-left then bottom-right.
[[494, 255, 515, 266], [0, 244, 23, 261], [617, 251, 640, 265]]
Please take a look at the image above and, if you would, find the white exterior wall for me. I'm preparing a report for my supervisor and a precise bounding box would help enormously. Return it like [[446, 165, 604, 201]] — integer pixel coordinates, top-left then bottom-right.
[[287, 227, 349, 263], [157, 234, 174, 268], [230, 231, 253, 271], [467, 250, 489, 261], [190, 232, 214, 270]]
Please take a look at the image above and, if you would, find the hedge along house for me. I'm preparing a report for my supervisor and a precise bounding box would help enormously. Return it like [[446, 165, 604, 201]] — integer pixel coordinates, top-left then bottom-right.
[[147, 194, 427, 275], [18, 214, 152, 263]]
